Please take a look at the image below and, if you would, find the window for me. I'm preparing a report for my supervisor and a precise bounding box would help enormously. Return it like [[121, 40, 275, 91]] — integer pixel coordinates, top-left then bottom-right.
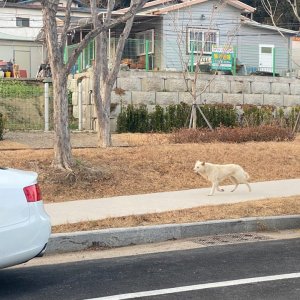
[[187, 28, 219, 54], [261, 47, 273, 54], [16, 17, 30, 27], [136, 29, 154, 55]]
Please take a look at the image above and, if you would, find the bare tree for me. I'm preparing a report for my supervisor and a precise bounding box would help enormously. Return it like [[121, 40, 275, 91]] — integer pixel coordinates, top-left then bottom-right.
[[262, 0, 300, 26], [41, 0, 147, 169], [168, 1, 239, 130], [91, 0, 147, 147]]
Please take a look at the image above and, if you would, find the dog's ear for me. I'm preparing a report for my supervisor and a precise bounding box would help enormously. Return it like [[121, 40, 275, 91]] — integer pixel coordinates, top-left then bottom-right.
[[201, 161, 205, 166]]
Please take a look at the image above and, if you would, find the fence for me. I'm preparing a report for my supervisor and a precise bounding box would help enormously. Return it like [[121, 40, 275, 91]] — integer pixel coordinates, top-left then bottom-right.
[[0, 80, 48, 130], [0, 80, 80, 131]]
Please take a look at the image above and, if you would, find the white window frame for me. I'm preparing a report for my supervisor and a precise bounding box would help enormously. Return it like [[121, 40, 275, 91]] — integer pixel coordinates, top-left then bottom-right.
[[136, 29, 154, 55], [187, 28, 219, 54]]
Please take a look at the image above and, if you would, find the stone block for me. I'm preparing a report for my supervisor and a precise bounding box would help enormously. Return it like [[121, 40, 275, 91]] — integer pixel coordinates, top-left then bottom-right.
[[131, 91, 156, 105], [284, 95, 300, 106], [156, 92, 179, 105], [147, 104, 158, 113], [271, 83, 290, 95], [72, 91, 78, 106], [110, 117, 117, 133], [110, 103, 121, 118], [165, 78, 189, 92], [117, 77, 142, 91], [263, 94, 284, 106], [195, 80, 210, 93], [111, 91, 132, 105], [72, 105, 79, 119], [251, 81, 271, 94], [82, 104, 93, 130], [141, 77, 164, 92], [178, 92, 194, 104], [209, 80, 230, 93], [230, 80, 250, 94], [200, 93, 223, 104], [223, 94, 244, 105], [244, 94, 264, 105], [290, 83, 300, 95], [68, 78, 77, 92]]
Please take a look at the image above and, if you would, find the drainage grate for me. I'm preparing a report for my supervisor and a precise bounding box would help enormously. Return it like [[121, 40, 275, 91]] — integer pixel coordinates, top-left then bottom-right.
[[190, 232, 272, 246]]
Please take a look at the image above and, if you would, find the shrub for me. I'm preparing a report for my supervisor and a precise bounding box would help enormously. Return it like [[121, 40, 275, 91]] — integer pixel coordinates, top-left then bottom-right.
[[171, 126, 295, 144], [0, 80, 42, 98], [241, 104, 275, 127], [197, 104, 237, 128], [116, 103, 238, 133], [116, 103, 299, 134], [117, 104, 149, 133], [0, 113, 4, 140], [149, 105, 165, 132]]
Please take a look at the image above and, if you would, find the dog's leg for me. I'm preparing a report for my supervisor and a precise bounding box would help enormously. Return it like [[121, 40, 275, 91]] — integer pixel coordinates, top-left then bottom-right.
[[209, 182, 217, 196], [245, 182, 252, 192], [217, 185, 224, 192], [230, 176, 239, 192]]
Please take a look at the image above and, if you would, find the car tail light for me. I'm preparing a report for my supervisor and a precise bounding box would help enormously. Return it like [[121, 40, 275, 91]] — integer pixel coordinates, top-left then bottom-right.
[[23, 184, 42, 202]]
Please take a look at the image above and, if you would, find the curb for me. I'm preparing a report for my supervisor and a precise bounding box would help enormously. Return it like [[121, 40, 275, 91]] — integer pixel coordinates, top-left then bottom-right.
[[46, 215, 300, 255]]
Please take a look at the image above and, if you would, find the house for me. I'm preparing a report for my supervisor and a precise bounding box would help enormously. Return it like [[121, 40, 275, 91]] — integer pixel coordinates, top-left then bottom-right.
[[0, 0, 91, 78], [67, 0, 298, 76]]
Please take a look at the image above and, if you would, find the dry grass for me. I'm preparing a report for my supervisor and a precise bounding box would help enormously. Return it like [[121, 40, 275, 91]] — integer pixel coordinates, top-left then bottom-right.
[[1, 133, 299, 233], [52, 196, 300, 233], [1, 134, 299, 202]]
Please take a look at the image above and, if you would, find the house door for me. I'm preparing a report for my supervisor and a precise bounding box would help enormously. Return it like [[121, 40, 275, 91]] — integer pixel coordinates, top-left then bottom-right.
[[14, 50, 31, 77], [259, 44, 274, 72]]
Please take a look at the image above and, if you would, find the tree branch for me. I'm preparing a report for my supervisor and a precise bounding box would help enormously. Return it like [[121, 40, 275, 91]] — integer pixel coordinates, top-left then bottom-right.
[[60, 0, 73, 55]]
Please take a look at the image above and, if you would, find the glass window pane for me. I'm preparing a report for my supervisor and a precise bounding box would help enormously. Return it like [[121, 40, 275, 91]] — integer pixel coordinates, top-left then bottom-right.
[[261, 47, 272, 54]]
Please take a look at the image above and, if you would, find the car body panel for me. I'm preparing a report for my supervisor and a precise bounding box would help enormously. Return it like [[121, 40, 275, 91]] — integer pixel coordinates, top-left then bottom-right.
[[0, 168, 37, 228], [0, 168, 51, 269]]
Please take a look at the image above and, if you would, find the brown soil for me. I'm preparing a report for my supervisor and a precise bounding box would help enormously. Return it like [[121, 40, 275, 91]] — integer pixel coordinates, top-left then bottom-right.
[[1, 133, 299, 233]]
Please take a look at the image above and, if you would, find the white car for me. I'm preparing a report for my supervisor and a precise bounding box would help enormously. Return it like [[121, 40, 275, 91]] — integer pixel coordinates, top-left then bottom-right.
[[0, 168, 51, 269]]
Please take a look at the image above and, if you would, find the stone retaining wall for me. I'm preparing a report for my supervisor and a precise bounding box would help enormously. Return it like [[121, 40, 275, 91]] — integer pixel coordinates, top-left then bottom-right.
[[69, 70, 300, 131]]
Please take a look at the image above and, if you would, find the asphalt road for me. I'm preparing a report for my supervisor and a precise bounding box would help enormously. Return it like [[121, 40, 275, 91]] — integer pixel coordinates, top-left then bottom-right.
[[1, 238, 300, 300]]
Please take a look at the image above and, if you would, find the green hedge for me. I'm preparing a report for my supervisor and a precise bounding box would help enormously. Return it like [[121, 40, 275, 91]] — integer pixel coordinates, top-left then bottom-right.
[[117, 103, 300, 133], [117, 103, 237, 133]]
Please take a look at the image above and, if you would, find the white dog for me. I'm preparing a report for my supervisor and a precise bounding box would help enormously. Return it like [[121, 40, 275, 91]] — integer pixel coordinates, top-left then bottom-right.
[[193, 161, 251, 196]]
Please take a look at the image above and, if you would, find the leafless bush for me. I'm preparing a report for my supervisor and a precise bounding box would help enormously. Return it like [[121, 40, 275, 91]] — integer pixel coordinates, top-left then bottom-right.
[[171, 126, 295, 143]]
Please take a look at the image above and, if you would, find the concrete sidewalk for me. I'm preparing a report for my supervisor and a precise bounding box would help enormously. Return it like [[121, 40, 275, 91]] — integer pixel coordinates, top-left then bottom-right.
[[45, 179, 300, 226]]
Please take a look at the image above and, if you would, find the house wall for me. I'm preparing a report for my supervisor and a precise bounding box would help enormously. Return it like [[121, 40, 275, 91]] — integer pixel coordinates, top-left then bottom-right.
[[237, 24, 291, 75], [0, 5, 91, 77], [0, 7, 42, 40], [291, 39, 300, 73], [0, 40, 43, 78], [161, 0, 241, 71], [69, 70, 300, 131], [128, 17, 163, 70], [157, 1, 293, 74]]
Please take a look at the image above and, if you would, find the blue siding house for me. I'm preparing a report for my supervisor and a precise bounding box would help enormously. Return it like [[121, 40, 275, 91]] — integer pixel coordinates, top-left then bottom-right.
[[69, 0, 298, 76]]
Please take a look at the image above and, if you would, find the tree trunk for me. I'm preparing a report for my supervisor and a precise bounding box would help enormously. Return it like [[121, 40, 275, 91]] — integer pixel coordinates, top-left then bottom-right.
[[91, 3, 136, 148], [42, 0, 74, 170], [52, 72, 74, 170]]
